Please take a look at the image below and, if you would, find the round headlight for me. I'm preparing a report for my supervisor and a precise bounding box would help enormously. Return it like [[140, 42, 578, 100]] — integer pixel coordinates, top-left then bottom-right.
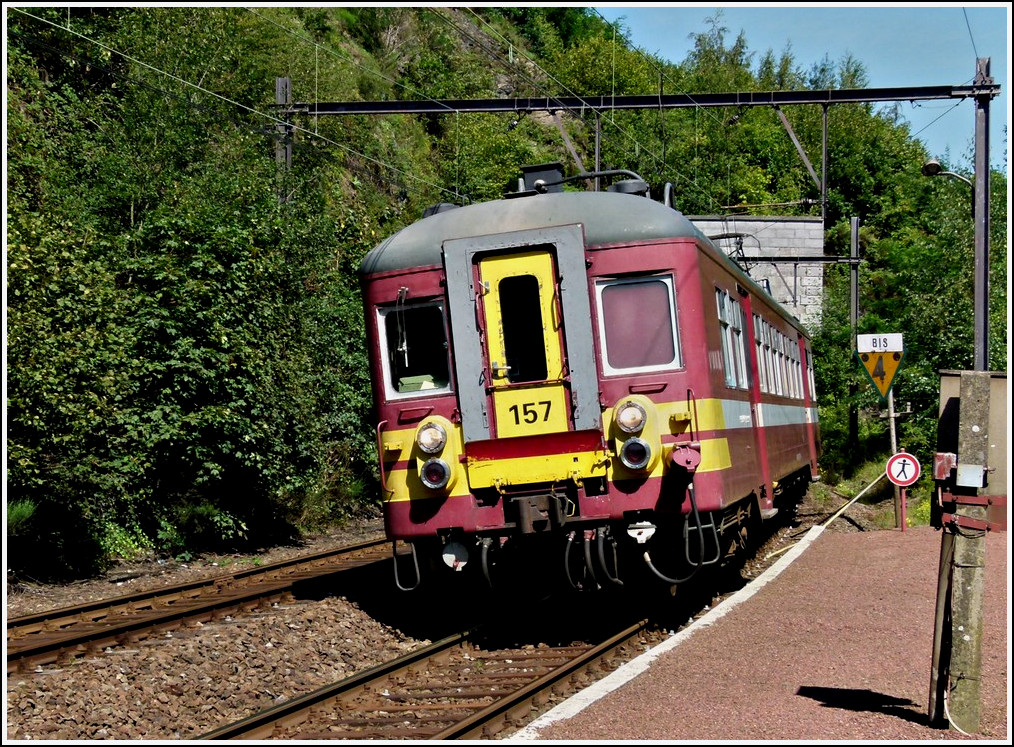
[[420, 458, 451, 490], [616, 401, 647, 433], [620, 438, 651, 470], [417, 422, 447, 454]]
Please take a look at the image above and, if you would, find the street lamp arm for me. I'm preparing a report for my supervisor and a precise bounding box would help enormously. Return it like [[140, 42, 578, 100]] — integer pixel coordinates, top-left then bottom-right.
[[935, 170, 973, 189], [921, 158, 973, 189]]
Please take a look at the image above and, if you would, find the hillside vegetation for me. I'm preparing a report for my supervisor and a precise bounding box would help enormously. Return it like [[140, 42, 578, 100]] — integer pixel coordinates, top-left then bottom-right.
[[5, 7, 1007, 578]]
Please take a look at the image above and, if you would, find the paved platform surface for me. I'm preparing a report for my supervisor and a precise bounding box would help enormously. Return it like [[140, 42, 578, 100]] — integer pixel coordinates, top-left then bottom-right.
[[512, 524, 1009, 742]]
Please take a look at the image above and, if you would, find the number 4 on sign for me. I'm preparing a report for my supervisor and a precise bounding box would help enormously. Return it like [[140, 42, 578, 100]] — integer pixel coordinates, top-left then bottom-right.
[[856, 349, 905, 400]]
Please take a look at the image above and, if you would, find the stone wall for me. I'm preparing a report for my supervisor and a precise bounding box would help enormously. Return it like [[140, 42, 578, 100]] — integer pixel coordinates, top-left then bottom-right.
[[689, 215, 825, 333]]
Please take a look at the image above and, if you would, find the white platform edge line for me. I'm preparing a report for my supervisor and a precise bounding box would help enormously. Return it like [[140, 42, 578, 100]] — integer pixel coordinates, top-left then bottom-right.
[[508, 524, 827, 741]]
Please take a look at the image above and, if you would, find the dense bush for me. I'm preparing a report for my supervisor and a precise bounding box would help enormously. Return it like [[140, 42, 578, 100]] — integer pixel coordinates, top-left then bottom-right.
[[5, 7, 1006, 578]]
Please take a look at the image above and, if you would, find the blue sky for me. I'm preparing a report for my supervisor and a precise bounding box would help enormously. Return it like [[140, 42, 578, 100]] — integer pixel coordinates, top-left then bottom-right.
[[593, 4, 1010, 171]]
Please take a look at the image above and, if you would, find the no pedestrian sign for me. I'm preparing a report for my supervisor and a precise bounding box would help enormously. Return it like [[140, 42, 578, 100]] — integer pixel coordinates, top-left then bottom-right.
[[886, 452, 920, 487]]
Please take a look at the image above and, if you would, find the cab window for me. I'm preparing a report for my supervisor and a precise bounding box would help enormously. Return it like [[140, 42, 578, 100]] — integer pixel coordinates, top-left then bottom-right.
[[596, 276, 682, 375], [378, 302, 452, 397]]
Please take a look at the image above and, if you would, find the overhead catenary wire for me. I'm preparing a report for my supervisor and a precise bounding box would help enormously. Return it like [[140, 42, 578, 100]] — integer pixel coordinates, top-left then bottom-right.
[[458, 7, 683, 181], [11, 6, 466, 205]]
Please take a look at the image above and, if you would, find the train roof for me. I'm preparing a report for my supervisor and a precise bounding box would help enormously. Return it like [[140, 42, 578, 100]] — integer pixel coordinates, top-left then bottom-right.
[[360, 191, 711, 275], [359, 188, 806, 334]]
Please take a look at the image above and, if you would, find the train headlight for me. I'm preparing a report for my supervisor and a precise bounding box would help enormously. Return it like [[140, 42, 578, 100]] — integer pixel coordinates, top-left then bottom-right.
[[619, 438, 652, 471], [420, 458, 451, 490], [616, 401, 647, 433], [417, 422, 447, 454]]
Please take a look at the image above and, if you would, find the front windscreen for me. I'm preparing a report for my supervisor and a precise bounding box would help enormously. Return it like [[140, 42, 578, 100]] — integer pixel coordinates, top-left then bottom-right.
[[380, 303, 451, 396]]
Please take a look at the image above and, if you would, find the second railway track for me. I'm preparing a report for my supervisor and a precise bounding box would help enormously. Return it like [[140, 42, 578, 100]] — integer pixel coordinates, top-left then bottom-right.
[[6, 539, 391, 674]]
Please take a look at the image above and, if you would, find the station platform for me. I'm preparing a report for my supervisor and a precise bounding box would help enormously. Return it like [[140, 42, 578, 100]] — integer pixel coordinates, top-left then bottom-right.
[[511, 524, 1009, 742]]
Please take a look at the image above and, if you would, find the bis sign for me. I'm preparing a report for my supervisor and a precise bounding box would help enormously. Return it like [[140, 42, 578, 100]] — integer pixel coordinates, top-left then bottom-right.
[[856, 333, 904, 400]]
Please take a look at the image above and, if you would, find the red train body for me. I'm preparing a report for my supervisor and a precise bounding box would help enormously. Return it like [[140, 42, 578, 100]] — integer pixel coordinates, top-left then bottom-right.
[[359, 166, 820, 591]]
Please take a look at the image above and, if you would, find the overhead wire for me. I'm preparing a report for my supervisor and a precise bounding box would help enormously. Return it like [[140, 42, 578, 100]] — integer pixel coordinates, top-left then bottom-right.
[[10, 6, 464, 204], [586, 8, 733, 214], [458, 7, 673, 175], [15, 5, 796, 215], [962, 7, 980, 61]]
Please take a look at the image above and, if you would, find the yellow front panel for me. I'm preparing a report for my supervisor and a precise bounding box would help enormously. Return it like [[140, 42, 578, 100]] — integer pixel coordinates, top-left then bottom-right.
[[480, 249, 569, 438], [467, 449, 609, 489], [482, 250, 563, 380], [491, 386, 569, 438]]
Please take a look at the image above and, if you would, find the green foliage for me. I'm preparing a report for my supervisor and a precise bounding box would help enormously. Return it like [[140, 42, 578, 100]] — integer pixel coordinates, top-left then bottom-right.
[[100, 521, 154, 561], [4, 6, 1006, 579], [483, 7, 610, 58], [812, 159, 1007, 482], [6, 500, 37, 536], [907, 495, 933, 528], [6, 6, 387, 577]]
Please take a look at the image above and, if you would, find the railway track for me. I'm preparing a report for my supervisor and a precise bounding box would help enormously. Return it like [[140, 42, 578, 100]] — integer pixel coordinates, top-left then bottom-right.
[[6, 539, 390, 674], [199, 619, 662, 740], [8, 493, 824, 741]]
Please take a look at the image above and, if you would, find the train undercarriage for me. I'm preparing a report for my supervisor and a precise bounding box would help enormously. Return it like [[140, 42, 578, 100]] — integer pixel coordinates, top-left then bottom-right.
[[391, 467, 812, 594]]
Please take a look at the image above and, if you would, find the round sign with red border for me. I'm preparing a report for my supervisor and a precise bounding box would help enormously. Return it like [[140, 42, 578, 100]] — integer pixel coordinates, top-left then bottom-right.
[[886, 452, 921, 487]]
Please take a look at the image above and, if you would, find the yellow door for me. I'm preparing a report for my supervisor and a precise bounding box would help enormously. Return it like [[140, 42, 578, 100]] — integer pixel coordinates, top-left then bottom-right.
[[478, 250, 570, 438]]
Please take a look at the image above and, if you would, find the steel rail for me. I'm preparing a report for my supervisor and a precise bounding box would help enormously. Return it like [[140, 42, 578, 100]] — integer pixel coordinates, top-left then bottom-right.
[[7, 539, 389, 673], [198, 631, 472, 740], [198, 620, 652, 740], [7, 538, 385, 630], [432, 620, 649, 740]]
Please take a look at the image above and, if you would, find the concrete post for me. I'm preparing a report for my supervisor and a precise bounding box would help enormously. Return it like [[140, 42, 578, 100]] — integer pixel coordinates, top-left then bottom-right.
[[945, 371, 990, 733]]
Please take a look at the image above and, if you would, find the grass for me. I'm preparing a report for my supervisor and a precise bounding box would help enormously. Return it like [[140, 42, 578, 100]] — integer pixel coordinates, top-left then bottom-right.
[[812, 459, 935, 530]]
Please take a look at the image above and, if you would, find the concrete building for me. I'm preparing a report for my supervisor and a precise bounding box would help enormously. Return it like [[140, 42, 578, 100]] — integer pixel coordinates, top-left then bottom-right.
[[690, 215, 825, 333]]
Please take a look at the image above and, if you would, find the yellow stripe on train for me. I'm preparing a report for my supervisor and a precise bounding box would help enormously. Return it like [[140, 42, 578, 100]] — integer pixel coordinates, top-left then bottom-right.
[[466, 448, 609, 490], [381, 437, 732, 503]]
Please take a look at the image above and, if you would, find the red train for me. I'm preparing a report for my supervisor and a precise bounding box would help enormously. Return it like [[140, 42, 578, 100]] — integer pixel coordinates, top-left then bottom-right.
[[359, 164, 820, 591]]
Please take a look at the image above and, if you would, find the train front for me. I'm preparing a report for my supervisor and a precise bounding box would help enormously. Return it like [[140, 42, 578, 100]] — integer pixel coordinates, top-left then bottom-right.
[[359, 175, 707, 591]]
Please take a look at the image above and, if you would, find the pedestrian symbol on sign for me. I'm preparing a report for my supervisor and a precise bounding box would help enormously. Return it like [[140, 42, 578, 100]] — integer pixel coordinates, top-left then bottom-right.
[[886, 452, 921, 487]]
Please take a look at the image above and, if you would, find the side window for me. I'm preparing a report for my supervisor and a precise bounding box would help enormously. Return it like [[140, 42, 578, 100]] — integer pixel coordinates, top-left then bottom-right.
[[378, 302, 452, 398], [754, 314, 768, 393], [596, 276, 681, 374], [716, 288, 748, 389], [790, 336, 799, 398], [762, 320, 774, 393], [788, 339, 797, 398], [806, 348, 818, 401], [782, 328, 790, 393], [771, 327, 783, 395], [732, 297, 748, 389]]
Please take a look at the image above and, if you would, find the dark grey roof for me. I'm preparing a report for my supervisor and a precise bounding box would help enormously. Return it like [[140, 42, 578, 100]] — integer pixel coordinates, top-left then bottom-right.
[[360, 191, 710, 275]]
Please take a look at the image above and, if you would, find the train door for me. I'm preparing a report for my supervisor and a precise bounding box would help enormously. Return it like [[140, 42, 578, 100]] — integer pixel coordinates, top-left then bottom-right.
[[477, 249, 569, 438], [443, 225, 600, 444]]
